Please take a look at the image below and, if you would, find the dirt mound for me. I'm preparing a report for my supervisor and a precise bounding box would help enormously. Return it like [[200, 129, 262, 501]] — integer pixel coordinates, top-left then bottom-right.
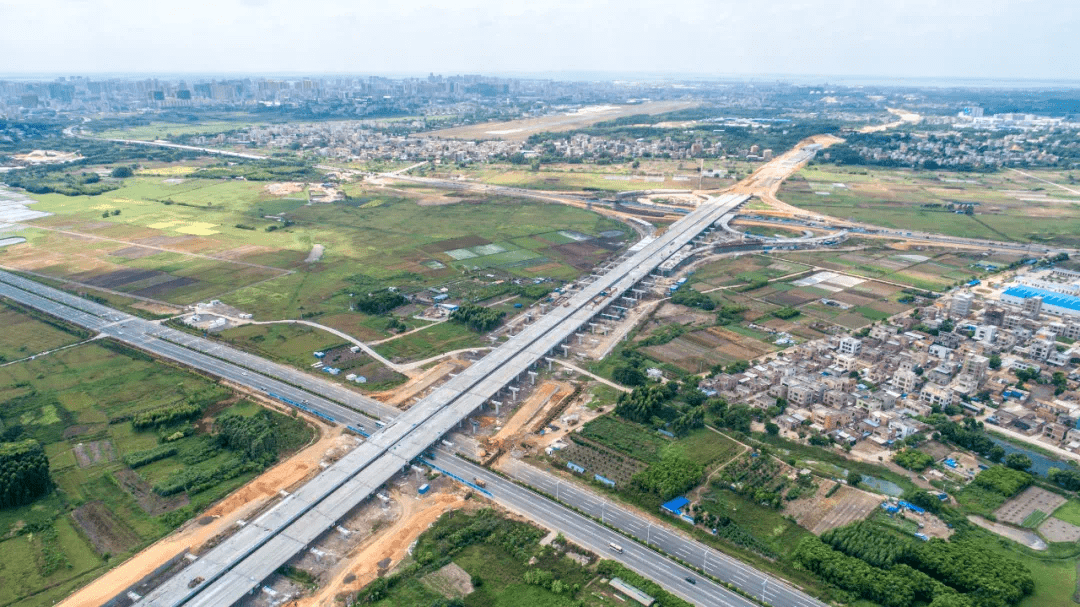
[[265, 182, 305, 196]]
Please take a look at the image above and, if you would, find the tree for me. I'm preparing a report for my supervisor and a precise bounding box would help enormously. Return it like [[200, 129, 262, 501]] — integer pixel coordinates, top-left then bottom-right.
[[110, 166, 134, 178], [1005, 453, 1032, 472], [849, 473, 863, 488], [612, 365, 645, 387], [988, 353, 1002, 370], [765, 422, 780, 436], [988, 445, 1006, 463], [0, 440, 52, 508], [1048, 467, 1080, 491]]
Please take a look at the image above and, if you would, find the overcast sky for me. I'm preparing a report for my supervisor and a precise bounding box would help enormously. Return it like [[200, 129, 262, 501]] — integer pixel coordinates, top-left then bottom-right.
[[0, 0, 1076, 81]]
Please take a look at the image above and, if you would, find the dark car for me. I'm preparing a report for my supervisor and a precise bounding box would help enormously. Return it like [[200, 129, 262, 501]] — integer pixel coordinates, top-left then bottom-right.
[[685, 576, 696, 585]]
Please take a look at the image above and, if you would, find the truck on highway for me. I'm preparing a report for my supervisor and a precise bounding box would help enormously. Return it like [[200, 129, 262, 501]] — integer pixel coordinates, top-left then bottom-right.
[[608, 542, 623, 553], [473, 477, 486, 488]]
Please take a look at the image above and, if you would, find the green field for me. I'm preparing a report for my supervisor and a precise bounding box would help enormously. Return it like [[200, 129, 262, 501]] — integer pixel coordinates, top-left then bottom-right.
[[781, 166, 1080, 246], [95, 121, 261, 141], [1051, 499, 1080, 526], [374, 321, 488, 362], [10, 174, 630, 361], [0, 302, 88, 363], [0, 329, 314, 607]]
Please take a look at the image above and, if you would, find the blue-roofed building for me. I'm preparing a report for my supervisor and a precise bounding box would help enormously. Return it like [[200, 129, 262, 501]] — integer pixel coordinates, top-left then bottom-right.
[[660, 496, 690, 517], [1002, 285, 1080, 317]]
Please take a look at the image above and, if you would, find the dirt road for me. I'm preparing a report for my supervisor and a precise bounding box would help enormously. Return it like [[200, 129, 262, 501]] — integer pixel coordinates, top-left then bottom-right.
[[287, 491, 469, 607], [59, 423, 348, 607]]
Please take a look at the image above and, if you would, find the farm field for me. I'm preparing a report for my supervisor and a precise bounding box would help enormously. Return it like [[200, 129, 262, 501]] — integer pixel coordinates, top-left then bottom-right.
[[775, 245, 1023, 292], [780, 165, 1080, 246], [94, 120, 263, 141], [0, 301, 89, 362], [6, 174, 630, 337], [211, 322, 408, 389], [619, 247, 954, 375], [0, 325, 313, 607], [1051, 498, 1080, 526]]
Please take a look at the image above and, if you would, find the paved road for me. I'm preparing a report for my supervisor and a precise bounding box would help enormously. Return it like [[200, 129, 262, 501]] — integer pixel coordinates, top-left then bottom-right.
[[0, 262, 831, 607], [432, 453, 818, 607], [0, 270, 394, 431], [500, 458, 825, 607]]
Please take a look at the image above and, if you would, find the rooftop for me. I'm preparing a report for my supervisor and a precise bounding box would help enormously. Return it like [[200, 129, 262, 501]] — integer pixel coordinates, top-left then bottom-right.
[[1004, 285, 1080, 313]]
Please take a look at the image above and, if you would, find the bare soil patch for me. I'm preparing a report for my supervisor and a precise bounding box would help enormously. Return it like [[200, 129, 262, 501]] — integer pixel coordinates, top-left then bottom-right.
[[132, 301, 183, 315], [422, 562, 474, 599], [71, 268, 164, 290], [131, 276, 201, 299], [265, 182, 305, 196], [71, 501, 141, 556], [1039, 517, 1080, 543], [786, 482, 881, 535], [996, 486, 1066, 526], [110, 246, 164, 260], [73, 440, 116, 467]]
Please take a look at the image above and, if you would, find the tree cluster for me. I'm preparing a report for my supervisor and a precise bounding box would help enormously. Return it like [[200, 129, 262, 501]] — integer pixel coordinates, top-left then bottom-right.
[[894, 448, 935, 472], [670, 287, 715, 311], [804, 520, 1035, 607], [615, 383, 675, 423], [0, 440, 51, 508], [631, 451, 704, 501], [972, 465, 1032, 497], [449, 303, 505, 332], [215, 410, 284, 466], [353, 290, 406, 315]]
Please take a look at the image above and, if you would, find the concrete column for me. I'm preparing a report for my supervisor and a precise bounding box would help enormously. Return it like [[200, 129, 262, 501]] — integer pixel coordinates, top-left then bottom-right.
[[527, 370, 538, 385], [508, 386, 520, 401], [490, 400, 502, 415]]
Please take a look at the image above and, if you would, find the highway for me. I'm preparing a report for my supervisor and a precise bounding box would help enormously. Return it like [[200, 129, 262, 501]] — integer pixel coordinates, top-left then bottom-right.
[[431, 453, 767, 607], [499, 458, 825, 607], [127, 190, 749, 607], [0, 270, 394, 430], [0, 189, 832, 607]]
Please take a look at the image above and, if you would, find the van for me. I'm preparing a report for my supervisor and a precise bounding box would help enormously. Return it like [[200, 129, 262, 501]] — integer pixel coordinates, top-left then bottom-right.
[[608, 542, 623, 553]]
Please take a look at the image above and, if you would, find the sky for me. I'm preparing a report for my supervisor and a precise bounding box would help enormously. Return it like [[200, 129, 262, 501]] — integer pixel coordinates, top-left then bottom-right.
[[0, 0, 1077, 81]]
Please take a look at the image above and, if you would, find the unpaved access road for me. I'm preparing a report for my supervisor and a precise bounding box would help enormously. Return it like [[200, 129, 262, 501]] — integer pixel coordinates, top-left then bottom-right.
[[59, 423, 347, 607], [286, 491, 469, 607]]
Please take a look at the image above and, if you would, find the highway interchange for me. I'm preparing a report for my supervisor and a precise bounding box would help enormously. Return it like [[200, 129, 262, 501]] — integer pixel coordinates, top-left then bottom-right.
[[0, 189, 832, 607]]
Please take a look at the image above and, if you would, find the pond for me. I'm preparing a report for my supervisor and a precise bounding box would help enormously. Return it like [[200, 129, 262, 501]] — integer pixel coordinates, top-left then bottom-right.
[[988, 435, 1073, 478], [856, 475, 904, 497]]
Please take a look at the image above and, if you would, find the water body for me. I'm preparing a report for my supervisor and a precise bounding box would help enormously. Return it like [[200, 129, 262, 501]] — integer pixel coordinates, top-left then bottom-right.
[[988, 435, 1072, 478], [857, 475, 904, 497]]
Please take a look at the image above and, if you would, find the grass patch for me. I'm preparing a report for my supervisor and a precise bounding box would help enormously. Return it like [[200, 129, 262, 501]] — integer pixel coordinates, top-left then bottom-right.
[[1051, 499, 1080, 526]]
